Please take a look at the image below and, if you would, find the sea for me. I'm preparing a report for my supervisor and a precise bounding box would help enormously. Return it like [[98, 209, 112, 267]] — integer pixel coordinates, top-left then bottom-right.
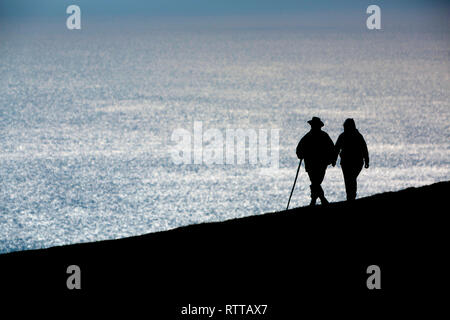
[[1, 13, 449, 253]]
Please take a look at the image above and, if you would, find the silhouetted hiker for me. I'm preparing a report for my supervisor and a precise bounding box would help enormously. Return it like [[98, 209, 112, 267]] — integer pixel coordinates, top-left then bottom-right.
[[296, 117, 335, 205], [334, 118, 369, 201]]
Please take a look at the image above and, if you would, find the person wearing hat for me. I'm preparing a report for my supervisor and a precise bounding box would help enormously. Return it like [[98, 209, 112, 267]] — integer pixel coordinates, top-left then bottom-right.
[[334, 118, 369, 201], [296, 117, 336, 205]]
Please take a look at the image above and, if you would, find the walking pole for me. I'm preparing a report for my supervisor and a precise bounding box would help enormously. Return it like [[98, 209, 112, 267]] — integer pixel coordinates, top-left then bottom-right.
[[286, 159, 302, 210]]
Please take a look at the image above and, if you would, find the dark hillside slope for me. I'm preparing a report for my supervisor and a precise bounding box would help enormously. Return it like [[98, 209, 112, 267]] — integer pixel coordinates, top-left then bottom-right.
[[1, 181, 448, 316]]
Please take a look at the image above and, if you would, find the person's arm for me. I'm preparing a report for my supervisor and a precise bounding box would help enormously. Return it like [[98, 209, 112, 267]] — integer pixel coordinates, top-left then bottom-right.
[[333, 134, 343, 165], [325, 133, 336, 166]]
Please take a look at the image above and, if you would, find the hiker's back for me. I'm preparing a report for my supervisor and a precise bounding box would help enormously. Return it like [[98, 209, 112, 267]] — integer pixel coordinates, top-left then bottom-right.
[[336, 130, 368, 166], [297, 130, 334, 170]]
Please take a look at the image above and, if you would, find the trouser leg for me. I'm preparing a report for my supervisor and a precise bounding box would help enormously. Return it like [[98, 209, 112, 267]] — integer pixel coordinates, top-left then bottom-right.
[[344, 173, 356, 200], [316, 168, 328, 204], [309, 185, 317, 205], [342, 164, 362, 201], [307, 171, 318, 205], [308, 167, 328, 205]]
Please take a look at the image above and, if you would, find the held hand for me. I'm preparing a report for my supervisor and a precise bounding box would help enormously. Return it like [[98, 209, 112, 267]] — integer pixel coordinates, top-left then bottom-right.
[[365, 162, 369, 169]]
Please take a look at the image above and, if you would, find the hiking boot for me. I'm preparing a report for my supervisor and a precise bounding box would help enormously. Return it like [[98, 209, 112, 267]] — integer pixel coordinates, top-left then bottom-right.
[[316, 186, 328, 205], [309, 185, 318, 206], [320, 196, 329, 205]]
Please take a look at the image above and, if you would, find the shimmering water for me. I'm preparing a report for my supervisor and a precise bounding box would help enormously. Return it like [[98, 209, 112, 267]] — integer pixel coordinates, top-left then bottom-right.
[[1, 16, 449, 253]]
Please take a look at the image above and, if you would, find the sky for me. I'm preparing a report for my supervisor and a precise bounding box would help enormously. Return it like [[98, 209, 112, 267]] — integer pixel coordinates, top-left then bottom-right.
[[1, 0, 449, 17]]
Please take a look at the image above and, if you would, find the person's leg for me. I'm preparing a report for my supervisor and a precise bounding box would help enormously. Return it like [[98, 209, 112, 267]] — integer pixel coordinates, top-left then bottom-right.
[[342, 165, 353, 200], [307, 170, 319, 206], [352, 164, 363, 200], [316, 167, 328, 204], [348, 174, 357, 201], [343, 164, 362, 201]]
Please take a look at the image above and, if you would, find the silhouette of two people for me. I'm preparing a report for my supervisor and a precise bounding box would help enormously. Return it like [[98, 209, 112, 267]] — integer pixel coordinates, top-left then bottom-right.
[[296, 117, 369, 205]]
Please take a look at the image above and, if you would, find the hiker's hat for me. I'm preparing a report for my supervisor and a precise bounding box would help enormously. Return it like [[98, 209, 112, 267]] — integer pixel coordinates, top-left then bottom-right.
[[307, 116, 324, 127]]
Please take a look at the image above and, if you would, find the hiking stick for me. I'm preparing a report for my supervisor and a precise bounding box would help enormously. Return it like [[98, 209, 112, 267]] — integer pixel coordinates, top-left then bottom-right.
[[286, 159, 302, 210]]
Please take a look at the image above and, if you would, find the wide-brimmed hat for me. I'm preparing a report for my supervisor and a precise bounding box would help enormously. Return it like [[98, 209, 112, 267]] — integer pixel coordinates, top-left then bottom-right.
[[307, 116, 324, 127]]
